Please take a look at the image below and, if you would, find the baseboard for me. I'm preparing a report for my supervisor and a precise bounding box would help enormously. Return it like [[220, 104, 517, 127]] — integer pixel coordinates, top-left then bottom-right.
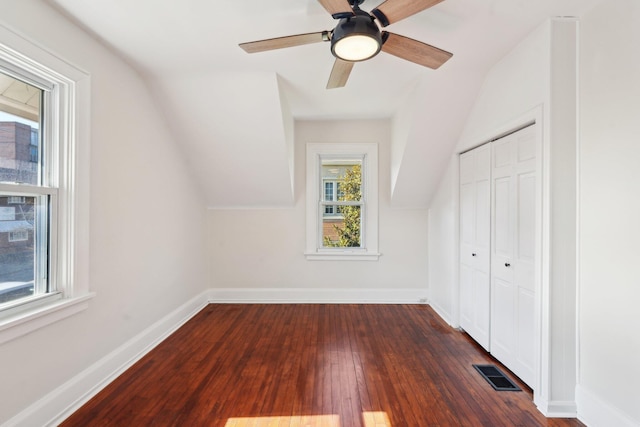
[[535, 399, 577, 418], [428, 300, 455, 327], [576, 385, 638, 427], [207, 287, 428, 304], [3, 290, 210, 427]]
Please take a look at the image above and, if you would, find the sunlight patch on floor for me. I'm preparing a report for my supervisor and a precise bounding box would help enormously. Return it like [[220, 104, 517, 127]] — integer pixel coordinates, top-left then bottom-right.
[[362, 411, 392, 427], [224, 411, 392, 427], [224, 414, 340, 427]]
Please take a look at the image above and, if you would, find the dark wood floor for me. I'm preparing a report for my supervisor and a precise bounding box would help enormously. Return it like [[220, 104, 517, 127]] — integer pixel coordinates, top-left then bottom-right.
[[62, 304, 584, 427]]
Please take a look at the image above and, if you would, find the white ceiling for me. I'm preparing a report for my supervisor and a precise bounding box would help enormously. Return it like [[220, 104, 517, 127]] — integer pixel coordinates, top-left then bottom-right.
[[45, 0, 601, 207]]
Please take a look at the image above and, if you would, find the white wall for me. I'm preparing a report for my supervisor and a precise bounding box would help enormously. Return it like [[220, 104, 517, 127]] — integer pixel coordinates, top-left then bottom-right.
[[577, 1, 640, 425], [207, 119, 429, 299], [0, 0, 208, 424], [151, 71, 295, 208], [427, 164, 457, 324]]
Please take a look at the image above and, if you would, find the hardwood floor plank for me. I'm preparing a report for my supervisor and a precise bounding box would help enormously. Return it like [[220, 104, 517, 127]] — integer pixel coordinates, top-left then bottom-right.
[[61, 304, 585, 427]]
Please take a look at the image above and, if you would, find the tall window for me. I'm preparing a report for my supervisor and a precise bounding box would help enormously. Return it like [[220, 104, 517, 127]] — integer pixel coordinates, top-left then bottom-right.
[[320, 159, 363, 248], [0, 28, 91, 344], [305, 143, 379, 261], [0, 70, 49, 307]]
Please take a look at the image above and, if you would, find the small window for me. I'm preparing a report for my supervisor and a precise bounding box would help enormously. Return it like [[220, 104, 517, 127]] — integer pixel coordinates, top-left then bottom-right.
[[8, 229, 28, 242], [305, 143, 379, 261], [7, 196, 26, 204], [321, 159, 363, 248]]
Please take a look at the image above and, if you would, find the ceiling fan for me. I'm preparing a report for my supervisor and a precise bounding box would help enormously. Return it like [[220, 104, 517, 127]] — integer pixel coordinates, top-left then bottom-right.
[[239, 0, 453, 89]]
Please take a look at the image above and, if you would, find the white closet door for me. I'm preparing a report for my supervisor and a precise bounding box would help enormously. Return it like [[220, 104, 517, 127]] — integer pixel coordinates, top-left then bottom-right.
[[490, 124, 537, 386], [459, 144, 491, 350]]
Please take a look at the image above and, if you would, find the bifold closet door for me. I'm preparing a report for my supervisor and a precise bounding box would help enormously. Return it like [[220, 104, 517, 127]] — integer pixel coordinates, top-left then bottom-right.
[[459, 144, 491, 350], [490, 124, 537, 387]]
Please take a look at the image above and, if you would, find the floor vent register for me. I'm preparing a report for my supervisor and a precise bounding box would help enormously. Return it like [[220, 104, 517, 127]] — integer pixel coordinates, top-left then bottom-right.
[[472, 364, 522, 391]]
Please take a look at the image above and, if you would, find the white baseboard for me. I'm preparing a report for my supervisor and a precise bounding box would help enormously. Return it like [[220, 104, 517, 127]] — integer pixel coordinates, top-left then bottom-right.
[[535, 399, 577, 418], [428, 300, 455, 327], [3, 290, 210, 427], [207, 287, 428, 304], [576, 385, 638, 427]]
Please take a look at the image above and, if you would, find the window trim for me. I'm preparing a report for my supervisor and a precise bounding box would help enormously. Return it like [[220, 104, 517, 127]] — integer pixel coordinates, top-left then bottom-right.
[[305, 142, 380, 261], [0, 23, 93, 344]]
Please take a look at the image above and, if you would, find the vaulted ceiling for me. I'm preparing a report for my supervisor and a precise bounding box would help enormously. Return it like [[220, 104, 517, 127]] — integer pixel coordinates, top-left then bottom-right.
[[46, 0, 601, 208]]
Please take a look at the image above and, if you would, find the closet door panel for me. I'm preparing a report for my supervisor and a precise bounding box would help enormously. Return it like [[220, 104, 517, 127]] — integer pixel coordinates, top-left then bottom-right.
[[473, 269, 491, 344], [492, 176, 512, 271], [517, 287, 536, 382], [459, 144, 491, 350], [460, 263, 473, 327], [459, 151, 476, 333], [490, 124, 537, 387], [459, 182, 475, 267], [490, 277, 514, 358], [475, 178, 491, 259], [516, 171, 536, 293]]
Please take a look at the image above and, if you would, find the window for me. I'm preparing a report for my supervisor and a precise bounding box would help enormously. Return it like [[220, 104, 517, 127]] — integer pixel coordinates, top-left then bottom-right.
[[324, 181, 337, 214], [321, 159, 363, 247], [9, 229, 28, 242], [305, 143, 379, 260], [29, 129, 39, 163], [0, 71, 49, 307], [7, 196, 26, 204], [0, 26, 91, 344]]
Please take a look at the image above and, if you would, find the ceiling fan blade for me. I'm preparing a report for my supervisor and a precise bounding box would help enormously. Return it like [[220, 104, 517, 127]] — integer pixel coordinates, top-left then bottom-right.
[[327, 58, 354, 89], [372, 0, 444, 27], [317, 0, 355, 18], [381, 32, 452, 69], [239, 31, 329, 53]]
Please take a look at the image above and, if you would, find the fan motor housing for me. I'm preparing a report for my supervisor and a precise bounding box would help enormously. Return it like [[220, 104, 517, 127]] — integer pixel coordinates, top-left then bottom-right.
[[331, 10, 382, 62]]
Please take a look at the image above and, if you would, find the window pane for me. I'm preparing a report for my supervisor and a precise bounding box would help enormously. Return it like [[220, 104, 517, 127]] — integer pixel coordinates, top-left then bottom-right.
[[320, 157, 363, 248], [321, 160, 362, 203], [322, 205, 361, 248], [0, 71, 41, 185], [0, 195, 37, 304], [324, 181, 333, 201]]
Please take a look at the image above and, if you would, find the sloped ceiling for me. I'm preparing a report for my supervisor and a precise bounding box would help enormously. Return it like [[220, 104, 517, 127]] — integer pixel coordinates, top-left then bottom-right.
[[46, 0, 602, 208]]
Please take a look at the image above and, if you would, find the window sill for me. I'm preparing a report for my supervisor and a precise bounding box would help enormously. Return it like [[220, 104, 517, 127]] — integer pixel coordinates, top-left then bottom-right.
[[305, 252, 381, 261], [0, 292, 95, 345]]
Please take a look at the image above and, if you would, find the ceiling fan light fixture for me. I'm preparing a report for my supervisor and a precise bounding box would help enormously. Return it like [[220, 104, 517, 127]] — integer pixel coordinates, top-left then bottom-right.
[[333, 34, 380, 61], [330, 12, 382, 62]]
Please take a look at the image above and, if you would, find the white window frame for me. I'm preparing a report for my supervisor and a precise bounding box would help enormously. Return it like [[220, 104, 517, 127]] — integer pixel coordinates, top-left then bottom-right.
[[305, 143, 379, 261], [0, 24, 93, 345]]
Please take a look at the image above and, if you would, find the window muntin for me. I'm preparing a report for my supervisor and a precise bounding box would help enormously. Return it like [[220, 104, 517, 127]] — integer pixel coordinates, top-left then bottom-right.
[[0, 69, 54, 309]]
